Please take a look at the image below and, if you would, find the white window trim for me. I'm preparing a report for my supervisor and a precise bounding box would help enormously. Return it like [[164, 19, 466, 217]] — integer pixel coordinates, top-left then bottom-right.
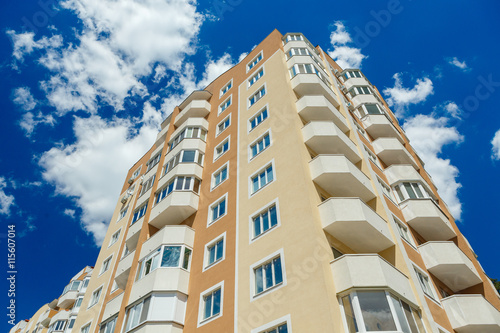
[[364, 145, 382, 170], [213, 135, 231, 162], [216, 114, 231, 137], [218, 95, 232, 115], [197, 281, 224, 327], [247, 65, 265, 89], [413, 264, 441, 305], [211, 161, 230, 191], [88, 285, 104, 309], [248, 104, 269, 133], [220, 79, 233, 97], [251, 314, 292, 333], [246, 51, 263, 73], [247, 83, 267, 109], [99, 255, 113, 275], [250, 248, 286, 301], [207, 193, 228, 227], [80, 321, 92, 333], [203, 232, 227, 272], [249, 198, 281, 244], [377, 177, 396, 204], [108, 228, 121, 247], [117, 205, 129, 222], [248, 159, 276, 198], [131, 166, 142, 179], [248, 130, 272, 162], [393, 216, 417, 249]]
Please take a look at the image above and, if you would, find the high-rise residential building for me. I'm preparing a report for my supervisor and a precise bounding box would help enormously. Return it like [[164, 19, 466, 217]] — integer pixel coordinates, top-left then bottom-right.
[[11, 30, 500, 333]]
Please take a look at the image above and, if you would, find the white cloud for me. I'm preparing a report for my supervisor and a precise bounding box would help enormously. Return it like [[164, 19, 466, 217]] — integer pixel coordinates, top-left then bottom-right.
[[39, 114, 159, 245], [327, 21, 367, 69], [383, 73, 434, 117], [448, 57, 469, 71], [64, 209, 76, 219], [6, 31, 62, 63], [19, 112, 56, 137], [0, 177, 15, 216], [403, 114, 464, 220], [433, 101, 462, 119], [13, 87, 37, 111], [491, 129, 500, 160]]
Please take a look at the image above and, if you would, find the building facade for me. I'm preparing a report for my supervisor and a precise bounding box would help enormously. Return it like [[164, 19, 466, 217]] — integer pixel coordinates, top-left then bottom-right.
[[11, 30, 500, 333]]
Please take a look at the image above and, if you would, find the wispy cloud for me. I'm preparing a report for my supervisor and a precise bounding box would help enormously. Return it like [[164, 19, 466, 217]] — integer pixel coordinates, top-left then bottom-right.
[[383, 73, 434, 117], [448, 56, 470, 71], [491, 129, 500, 160], [327, 21, 367, 69], [0, 177, 15, 216], [19, 111, 56, 137], [434, 101, 462, 119], [12, 87, 37, 111]]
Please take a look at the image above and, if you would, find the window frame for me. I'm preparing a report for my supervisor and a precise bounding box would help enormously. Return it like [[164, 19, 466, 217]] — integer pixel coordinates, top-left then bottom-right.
[[248, 66, 265, 88], [251, 314, 292, 333], [249, 130, 272, 161], [131, 202, 148, 225], [99, 255, 113, 275], [211, 162, 229, 191], [393, 216, 417, 248], [98, 315, 117, 333], [414, 266, 439, 302], [198, 281, 224, 327], [248, 105, 269, 132], [139, 174, 156, 197], [218, 95, 232, 115], [80, 323, 91, 333], [136, 244, 192, 280], [118, 205, 129, 221], [203, 232, 226, 271], [88, 286, 103, 308], [155, 176, 201, 204], [216, 114, 231, 137], [124, 296, 151, 332], [220, 79, 233, 97], [109, 229, 121, 247], [249, 198, 281, 243], [248, 84, 267, 108], [249, 160, 275, 196], [250, 249, 286, 300], [208, 193, 228, 226], [214, 136, 230, 162], [247, 51, 263, 72]]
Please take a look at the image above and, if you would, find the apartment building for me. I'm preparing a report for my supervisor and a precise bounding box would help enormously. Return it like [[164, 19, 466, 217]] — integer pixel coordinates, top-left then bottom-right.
[[11, 29, 500, 333]]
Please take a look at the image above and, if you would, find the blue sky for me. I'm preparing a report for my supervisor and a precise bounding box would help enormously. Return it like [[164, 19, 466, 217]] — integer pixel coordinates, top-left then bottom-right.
[[2, 0, 500, 328]]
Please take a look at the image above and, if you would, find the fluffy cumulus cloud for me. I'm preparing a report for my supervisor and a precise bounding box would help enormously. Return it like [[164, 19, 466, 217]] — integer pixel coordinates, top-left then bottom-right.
[[403, 115, 464, 220], [12, 87, 37, 111], [491, 129, 500, 160], [434, 101, 462, 119], [327, 21, 367, 69], [0, 177, 15, 216], [448, 57, 469, 71], [383, 73, 434, 117]]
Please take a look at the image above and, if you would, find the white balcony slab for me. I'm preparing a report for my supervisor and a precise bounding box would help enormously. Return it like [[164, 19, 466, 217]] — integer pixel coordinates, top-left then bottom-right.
[[351, 94, 379, 109], [372, 137, 418, 169], [309, 155, 376, 202], [174, 100, 211, 127], [331, 254, 417, 306], [140, 226, 195, 261], [102, 292, 124, 322], [296, 95, 345, 129], [419, 242, 482, 292], [343, 77, 371, 90], [158, 163, 203, 191], [57, 290, 78, 309], [362, 114, 404, 143], [291, 74, 338, 106], [38, 309, 55, 327], [129, 269, 190, 305], [443, 295, 500, 333], [126, 219, 143, 252], [49, 309, 70, 326], [319, 198, 394, 253], [115, 250, 135, 290], [149, 191, 199, 229], [165, 138, 206, 164], [302, 121, 360, 164], [400, 199, 456, 241]]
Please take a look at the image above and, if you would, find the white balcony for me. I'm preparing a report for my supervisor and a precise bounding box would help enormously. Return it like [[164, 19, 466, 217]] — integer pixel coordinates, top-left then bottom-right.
[[169, 118, 209, 141], [296, 95, 345, 130], [126, 219, 143, 252], [384, 165, 425, 185], [102, 292, 124, 322], [57, 290, 78, 309], [148, 191, 199, 229], [115, 250, 135, 290], [173, 90, 212, 127], [158, 163, 203, 191], [291, 74, 338, 106], [155, 123, 169, 147], [331, 254, 417, 305], [38, 309, 56, 327], [362, 114, 404, 143], [165, 138, 206, 164], [309, 155, 376, 202], [283, 39, 309, 54], [131, 323, 184, 333], [372, 138, 419, 169], [49, 309, 70, 326], [319, 198, 394, 253], [351, 94, 380, 109], [343, 77, 371, 90], [302, 121, 361, 164], [400, 199, 456, 241], [419, 242, 482, 292], [129, 268, 190, 305], [139, 226, 195, 261], [443, 295, 500, 333]]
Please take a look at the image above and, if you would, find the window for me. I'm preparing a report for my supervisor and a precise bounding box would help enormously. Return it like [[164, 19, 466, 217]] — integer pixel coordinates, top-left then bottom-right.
[[252, 204, 278, 239], [89, 287, 102, 308], [356, 103, 384, 118], [220, 80, 232, 97], [439, 288, 450, 299], [212, 165, 228, 189], [286, 47, 310, 58], [289, 63, 331, 87], [219, 96, 231, 114], [395, 219, 416, 247], [131, 167, 141, 179], [249, 106, 269, 131], [254, 256, 283, 295], [415, 268, 437, 300], [139, 175, 155, 196], [206, 237, 224, 267], [340, 291, 425, 333], [247, 52, 263, 71], [109, 230, 120, 246], [49, 320, 66, 332], [251, 164, 274, 194], [137, 245, 192, 279], [99, 316, 117, 333], [355, 122, 368, 140], [377, 178, 394, 201], [155, 176, 201, 203], [249, 68, 264, 87], [201, 286, 222, 321], [100, 256, 112, 275], [393, 182, 430, 203], [168, 126, 207, 151], [285, 34, 303, 42], [67, 318, 76, 330], [210, 196, 227, 223], [249, 86, 266, 107], [250, 133, 271, 159], [343, 70, 363, 80], [217, 115, 231, 136], [349, 86, 371, 97], [261, 323, 288, 333], [125, 297, 151, 332], [81, 324, 91, 333], [62, 280, 81, 295], [163, 149, 204, 175], [118, 206, 128, 220], [146, 151, 162, 172], [214, 137, 230, 160], [73, 297, 83, 311], [131, 203, 147, 225]]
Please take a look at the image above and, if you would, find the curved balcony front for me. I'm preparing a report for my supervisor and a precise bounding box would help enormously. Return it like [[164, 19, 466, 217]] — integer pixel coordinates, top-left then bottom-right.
[[296, 95, 345, 130], [442, 295, 500, 333], [149, 191, 199, 229]]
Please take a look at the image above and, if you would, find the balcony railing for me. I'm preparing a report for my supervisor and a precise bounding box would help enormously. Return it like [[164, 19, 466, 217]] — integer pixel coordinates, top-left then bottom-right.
[[173, 90, 212, 127], [362, 114, 404, 143], [148, 191, 199, 229], [372, 137, 418, 169], [442, 295, 500, 332]]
